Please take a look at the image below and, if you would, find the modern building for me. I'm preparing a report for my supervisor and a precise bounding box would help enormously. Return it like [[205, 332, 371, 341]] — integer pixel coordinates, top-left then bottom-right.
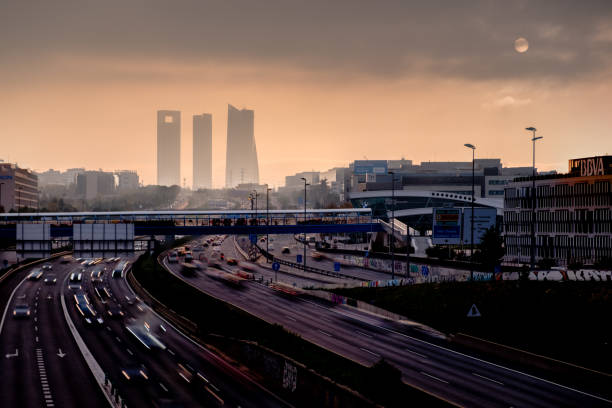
[[0, 163, 38, 211], [225, 104, 259, 188], [503, 155, 612, 267], [157, 110, 181, 186], [193, 113, 212, 190], [115, 170, 140, 191], [284, 172, 320, 191], [37, 168, 84, 186], [76, 171, 116, 200]]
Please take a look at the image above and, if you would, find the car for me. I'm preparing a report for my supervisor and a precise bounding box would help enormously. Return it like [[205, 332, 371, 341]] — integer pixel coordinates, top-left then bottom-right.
[[177, 363, 194, 383], [13, 303, 31, 318], [91, 268, 105, 282], [43, 274, 57, 285], [60, 256, 72, 264], [69, 271, 83, 282], [226, 258, 238, 266], [125, 320, 166, 350], [74, 292, 90, 305], [168, 252, 179, 263], [120, 364, 149, 382], [184, 253, 193, 262], [203, 243, 209, 248], [219, 253, 225, 261], [94, 286, 112, 302], [75, 301, 104, 325], [106, 302, 125, 318], [27, 269, 43, 280], [112, 261, 129, 278], [42, 263, 53, 271], [282, 247, 291, 254]]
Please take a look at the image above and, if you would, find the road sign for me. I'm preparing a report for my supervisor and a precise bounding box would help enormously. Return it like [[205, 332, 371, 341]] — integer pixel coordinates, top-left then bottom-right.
[[272, 262, 280, 271], [467, 304, 481, 317], [334, 262, 341, 272], [296, 254, 303, 264], [462, 208, 497, 245], [432, 208, 461, 245], [249, 234, 257, 244]]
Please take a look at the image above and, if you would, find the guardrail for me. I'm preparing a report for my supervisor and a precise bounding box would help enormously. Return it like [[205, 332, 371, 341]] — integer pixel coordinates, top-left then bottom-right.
[[252, 244, 368, 282]]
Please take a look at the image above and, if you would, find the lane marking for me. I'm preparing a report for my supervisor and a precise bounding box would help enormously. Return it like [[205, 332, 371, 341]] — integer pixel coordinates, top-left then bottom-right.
[[405, 348, 428, 359], [285, 315, 297, 322], [126, 348, 133, 356], [473, 372, 504, 386], [355, 330, 372, 338], [300, 297, 612, 404], [115, 336, 121, 343], [359, 347, 380, 358], [318, 329, 333, 337], [167, 348, 175, 356], [420, 371, 449, 384], [159, 382, 168, 392]]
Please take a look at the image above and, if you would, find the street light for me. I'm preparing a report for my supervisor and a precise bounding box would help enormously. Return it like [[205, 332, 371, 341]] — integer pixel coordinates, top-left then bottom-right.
[[526, 127, 543, 271], [300, 177, 309, 270], [464, 143, 476, 281], [252, 190, 259, 224], [0, 183, 4, 213], [389, 171, 396, 280], [266, 185, 272, 263]]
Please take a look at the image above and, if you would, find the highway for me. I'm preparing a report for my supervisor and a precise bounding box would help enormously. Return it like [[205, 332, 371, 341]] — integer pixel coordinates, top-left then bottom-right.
[[165, 235, 612, 408], [1, 255, 289, 408], [0, 257, 107, 408]]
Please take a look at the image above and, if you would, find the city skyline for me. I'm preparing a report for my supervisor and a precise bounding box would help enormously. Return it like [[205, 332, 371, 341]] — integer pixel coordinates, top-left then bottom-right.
[[2, 1, 611, 188]]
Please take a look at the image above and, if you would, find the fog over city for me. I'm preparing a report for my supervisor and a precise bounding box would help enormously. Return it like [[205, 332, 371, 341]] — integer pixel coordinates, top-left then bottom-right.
[[2, 0, 612, 187]]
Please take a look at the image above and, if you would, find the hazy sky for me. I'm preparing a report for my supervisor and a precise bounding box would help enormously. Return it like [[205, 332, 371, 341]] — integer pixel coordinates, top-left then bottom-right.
[[2, 0, 612, 187]]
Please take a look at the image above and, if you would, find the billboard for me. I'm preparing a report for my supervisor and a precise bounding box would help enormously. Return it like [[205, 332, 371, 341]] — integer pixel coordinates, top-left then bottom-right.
[[462, 208, 497, 245], [432, 208, 461, 245], [353, 160, 388, 175]]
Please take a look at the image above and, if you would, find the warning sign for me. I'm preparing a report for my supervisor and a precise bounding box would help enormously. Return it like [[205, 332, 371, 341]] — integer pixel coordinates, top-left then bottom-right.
[[467, 304, 481, 317]]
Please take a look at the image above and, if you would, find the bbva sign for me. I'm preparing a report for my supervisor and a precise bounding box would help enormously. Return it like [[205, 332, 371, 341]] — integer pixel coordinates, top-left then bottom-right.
[[569, 156, 611, 177]]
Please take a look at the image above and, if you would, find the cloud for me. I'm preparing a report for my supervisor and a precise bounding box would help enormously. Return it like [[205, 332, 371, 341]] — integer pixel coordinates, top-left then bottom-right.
[[1, 0, 612, 82]]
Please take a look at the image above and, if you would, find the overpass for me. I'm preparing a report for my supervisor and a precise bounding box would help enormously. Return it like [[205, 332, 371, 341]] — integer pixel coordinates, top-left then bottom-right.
[[0, 208, 380, 239]]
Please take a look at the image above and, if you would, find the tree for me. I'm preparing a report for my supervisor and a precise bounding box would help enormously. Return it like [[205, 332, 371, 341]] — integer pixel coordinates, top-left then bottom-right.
[[477, 225, 505, 270]]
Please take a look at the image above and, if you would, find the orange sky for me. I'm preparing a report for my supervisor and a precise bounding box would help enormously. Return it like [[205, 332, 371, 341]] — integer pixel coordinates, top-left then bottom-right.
[[2, 2, 612, 188]]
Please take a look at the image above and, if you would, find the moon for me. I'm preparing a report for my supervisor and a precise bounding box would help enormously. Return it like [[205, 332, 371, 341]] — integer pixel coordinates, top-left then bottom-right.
[[514, 37, 529, 53]]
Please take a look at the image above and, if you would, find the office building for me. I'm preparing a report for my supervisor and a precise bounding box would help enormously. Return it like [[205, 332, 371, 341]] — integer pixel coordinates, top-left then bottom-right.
[[37, 168, 84, 187], [225, 105, 259, 188], [115, 170, 139, 191], [0, 163, 38, 211], [193, 113, 213, 190], [76, 171, 116, 200], [157, 110, 181, 186], [504, 155, 612, 266]]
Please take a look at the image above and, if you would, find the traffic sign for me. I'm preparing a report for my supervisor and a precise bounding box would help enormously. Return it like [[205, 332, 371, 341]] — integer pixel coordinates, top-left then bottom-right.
[[334, 262, 341, 272], [272, 262, 280, 271], [249, 234, 257, 244], [467, 304, 481, 317], [296, 254, 303, 264]]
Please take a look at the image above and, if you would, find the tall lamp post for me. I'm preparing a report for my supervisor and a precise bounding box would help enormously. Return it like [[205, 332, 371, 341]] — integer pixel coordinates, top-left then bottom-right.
[[526, 127, 542, 271], [0, 182, 4, 213], [266, 186, 271, 262], [252, 190, 259, 224], [300, 177, 309, 270], [464, 143, 476, 281], [389, 171, 396, 280]]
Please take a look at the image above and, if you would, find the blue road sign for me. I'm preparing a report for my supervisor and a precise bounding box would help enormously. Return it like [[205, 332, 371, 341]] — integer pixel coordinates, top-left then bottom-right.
[[334, 262, 341, 272], [296, 254, 303, 263], [249, 234, 257, 244], [272, 262, 280, 271]]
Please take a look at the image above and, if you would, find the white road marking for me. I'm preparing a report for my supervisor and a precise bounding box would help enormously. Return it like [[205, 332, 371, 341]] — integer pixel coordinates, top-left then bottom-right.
[[167, 348, 175, 356], [359, 347, 380, 358], [36, 336, 39, 343], [285, 315, 297, 322], [115, 336, 121, 343], [318, 329, 333, 337], [473, 372, 504, 386], [126, 348, 133, 356], [420, 371, 449, 384], [159, 382, 168, 392], [5, 349, 18, 358], [355, 330, 372, 338], [405, 348, 428, 359]]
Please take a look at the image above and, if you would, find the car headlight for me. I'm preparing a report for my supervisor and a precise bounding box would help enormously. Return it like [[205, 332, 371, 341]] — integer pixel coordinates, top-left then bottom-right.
[[85, 318, 92, 324], [13, 311, 16, 316], [27, 311, 30, 316]]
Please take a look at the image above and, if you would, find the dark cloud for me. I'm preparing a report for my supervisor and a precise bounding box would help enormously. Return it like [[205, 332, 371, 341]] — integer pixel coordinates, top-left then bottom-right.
[[1, 0, 612, 80]]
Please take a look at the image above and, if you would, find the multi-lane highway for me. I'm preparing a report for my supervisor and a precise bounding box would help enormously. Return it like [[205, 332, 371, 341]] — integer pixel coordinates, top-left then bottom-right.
[[1, 255, 288, 408], [0, 257, 107, 408], [164, 235, 612, 408]]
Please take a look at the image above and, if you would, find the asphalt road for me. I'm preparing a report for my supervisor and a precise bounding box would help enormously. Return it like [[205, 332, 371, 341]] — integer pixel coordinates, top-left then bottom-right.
[[66, 256, 288, 408], [166, 235, 612, 408], [0, 258, 107, 408]]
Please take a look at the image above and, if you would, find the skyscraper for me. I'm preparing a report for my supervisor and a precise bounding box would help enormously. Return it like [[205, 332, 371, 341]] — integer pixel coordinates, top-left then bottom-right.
[[225, 104, 259, 187], [193, 113, 212, 190], [157, 110, 181, 186]]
